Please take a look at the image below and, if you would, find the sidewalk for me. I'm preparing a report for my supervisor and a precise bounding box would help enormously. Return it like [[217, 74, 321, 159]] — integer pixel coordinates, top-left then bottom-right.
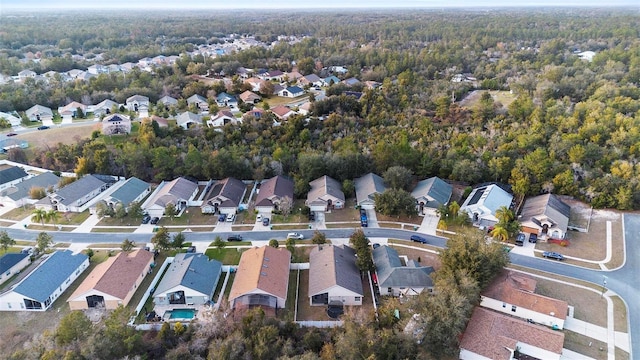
[[72, 214, 100, 232]]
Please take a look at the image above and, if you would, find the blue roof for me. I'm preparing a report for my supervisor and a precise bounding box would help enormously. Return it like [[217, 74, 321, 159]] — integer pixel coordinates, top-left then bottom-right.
[[13, 251, 88, 302], [287, 86, 304, 93], [482, 185, 513, 214], [372, 246, 433, 288], [324, 76, 340, 85], [109, 177, 149, 206], [155, 253, 222, 297], [0, 253, 29, 274], [0, 167, 28, 185], [216, 92, 235, 101]]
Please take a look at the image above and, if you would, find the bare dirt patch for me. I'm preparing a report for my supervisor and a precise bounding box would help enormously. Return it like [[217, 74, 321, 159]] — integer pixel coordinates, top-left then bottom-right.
[[534, 278, 607, 327], [17, 123, 99, 150], [564, 331, 607, 360]]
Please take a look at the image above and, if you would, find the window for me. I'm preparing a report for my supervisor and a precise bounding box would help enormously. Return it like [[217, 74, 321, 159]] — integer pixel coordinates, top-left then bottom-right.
[[355, 297, 361, 301], [502, 302, 506, 308], [511, 305, 517, 312]]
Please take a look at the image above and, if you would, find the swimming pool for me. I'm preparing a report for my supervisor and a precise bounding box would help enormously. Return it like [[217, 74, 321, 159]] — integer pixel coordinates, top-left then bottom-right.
[[167, 308, 196, 320]]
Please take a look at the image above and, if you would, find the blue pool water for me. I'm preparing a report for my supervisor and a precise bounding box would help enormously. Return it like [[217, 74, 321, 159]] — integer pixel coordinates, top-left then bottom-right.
[[168, 308, 196, 319]]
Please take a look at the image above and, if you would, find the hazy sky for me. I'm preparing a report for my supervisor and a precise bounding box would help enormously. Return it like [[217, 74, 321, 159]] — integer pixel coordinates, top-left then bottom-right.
[[1, 0, 639, 9]]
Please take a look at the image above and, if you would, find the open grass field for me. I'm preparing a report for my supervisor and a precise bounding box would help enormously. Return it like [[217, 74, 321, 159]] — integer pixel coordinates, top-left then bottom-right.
[[458, 90, 517, 109], [16, 123, 99, 150]]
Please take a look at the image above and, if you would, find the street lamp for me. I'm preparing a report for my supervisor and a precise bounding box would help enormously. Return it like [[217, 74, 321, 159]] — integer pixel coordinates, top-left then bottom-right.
[[602, 275, 607, 297]]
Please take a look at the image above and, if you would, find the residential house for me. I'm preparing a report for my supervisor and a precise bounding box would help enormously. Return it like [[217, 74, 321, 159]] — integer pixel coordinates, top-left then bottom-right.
[[0, 172, 60, 207], [0, 111, 22, 127], [158, 95, 178, 109], [411, 176, 453, 214], [245, 77, 266, 92], [306, 175, 345, 212], [298, 102, 312, 116], [153, 253, 222, 308], [146, 115, 168, 128], [39, 174, 117, 213], [577, 51, 596, 62], [258, 70, 285, 81], [125, 94, 150, 112], [176, 111, 201, 129], [236, 67, 252, 79], [145, 177, 198, 216], [519, 193, 571, 240], [480, 270, 568, 329], [309, 245, 363, 306], [89, 99, 118, 117], [186, 94, 209, 112], [286, 70, 303, 82], [272, 83, 285, 96], [271, 105, 296, 120], [0, 166, 29, 192], [299, 74, 323, 87], [207, 110, 238, 128], [329, 66, 348, 74], [66, 69, 85, 79], [323, 76, 341, 86], [201, 177, 246, 215], [216, 92, 237, 108], [277, 86, 304, 98], [17, 69, 36, 81], [364, 80, 381, 89], [57, 101, 88, 122], [239, 90, 261, 104], [87, 64, 108, 75], [102, 114, 132, 135], [229, 246, 291, 311], [0, 253, 30, 286], [354, 173, 386, 210], [0, 250, 89, 311], [372, 245, 434, 297], [460, 183, 513, 226], [101, 177, 151, 211], [342, 77, 361, 87], [68, 250, 154, 310], [243, 107, 265, 120], [25, 104, 53, 123], [254, 175, 294, 213], [459, 307, 564, 360]]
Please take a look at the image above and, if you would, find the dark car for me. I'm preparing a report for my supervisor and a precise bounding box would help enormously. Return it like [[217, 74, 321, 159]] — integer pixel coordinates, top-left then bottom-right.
[[308, 212, 315, 221], [150, 217, 160, 224], [542, 251, 565, 261], [186, 246, 196, 253], [37, 125, 50, 130], [529, 233, 538, 243], [515, 233, 525, 246], [141, 215, 151, 224], [218, 214, 227, 222], [372, 243, 381, 249], [262, 217, 270, 226], [6, 133, 17, 137], [228, 235, 243, 241], [410, 235, 427, 244]]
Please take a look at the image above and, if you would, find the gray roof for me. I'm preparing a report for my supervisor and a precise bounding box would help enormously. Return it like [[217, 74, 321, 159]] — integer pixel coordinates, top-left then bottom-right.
[[26, 104, 53, 117], [520, 194, 571, 233], [203, 177, 245, 208], [154, 253, 222, 296], [307, 176, 345, 204], [187, 94, 207, 104], [176, 111, 201, 125], [0, 166, 28, 185], [13, 250, 88, 302], [159, 95, 178, 105], [126, 94, 149, 103], [309, 245, 363, 297], [411, 176, 453, 208], [255, 176, 294, 207], [53, 175, 112, 206], [373, 246, 433, 288], [109, 177, 149, 206], [354, 173, 386, 205], [0, 253, 29, 274], [153, 177, 198, 207], [2, 172, 60, 201]]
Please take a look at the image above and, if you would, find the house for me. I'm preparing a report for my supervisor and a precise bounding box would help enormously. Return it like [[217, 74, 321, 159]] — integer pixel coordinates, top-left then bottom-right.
[[243, 107, 265, 120], [342, 77, 361, 87], [207, 110, 238, 128], [519, 194, 571, 240], [306, 175, 345, 212], [460, 183, 513, 227], [258, 70, 285, 81], [364, 80, 381, 89], [245, 77, 266, 92], [17, 69, 36, 80], [158, 95, 178, 109], [459, 307, 564, 360], [57, 101, 88, 122], [272, 83, 285, 96], [66, 68, 85, 79], [0, 166, 29, 192], [286, 70, 303, 81], [145, 177, 198, 216], [89, 99, 118, 117], [298, 101, 312, 116], [102, 114, 132, 135], [186, 94, 209, 112], [153, 253, 222, 308], [201, 177, 246, 215], [372, 245, 434, 297], [236, 67, 252, 79], [176, 111, 201, 129], [411, 176, 453, 213], [0, 111, 22, 127], [309, 245, 363, 306], [146, 115, 169, 128], [577, 50, 596, 62], [323, 76, 341, 86], [239, 90, 261, 104], [229, 246, 291, 311], [216, 92, 237, 108], [0, 250, 89, 311], [87, 64, 108, 75], [480, 270, 568, 329], [299, 74, 323, 87], [125, 94, 150, 112], [101, 177, 151, 211], [254, 175, 294, 213], [0, 253, 30, 286], [68, 250, 154, 310], [354, 173, 386, 210], [329, 66, 348, 74], [25, 104, 53, 123], [0, 172, 60, 207], [277, 86, 304, 98], [271, 105, 296, 120], [39, 174, 117, 213]]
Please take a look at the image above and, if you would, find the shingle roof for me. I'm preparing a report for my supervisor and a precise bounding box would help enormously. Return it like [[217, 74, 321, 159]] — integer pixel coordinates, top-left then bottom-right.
[[411, 176, 452, 207], [239, 90, 261, 103], [271, 105, 294, 118], [0, 253, 29, 274], [372, 246, 433, 288], [354, 173, 386, 205], [203, 177, 245, 208], [69, 250, 153, 301], [519, 194, 571, 234], [0, 167, 28, 185], [153, 177, 198, 207], [2, 172, 59, 201], [229, 246, 291, 302], [25, 104, 53, 117], [307, 176, 345, 204], [158, 95, 178, 105], [154, 253, 222, 297], [53, 175, 112, 206], [13, 251, 88, 302], [286, 86, 304, 94], [460, 307, 565, 359], [126, 94, 149, 103], [309, 245, 363, 297], [109, 177, 149, 206], [176, 111, 201, 125], [187, 94, 207, 104], [255, 176, 294, 207]]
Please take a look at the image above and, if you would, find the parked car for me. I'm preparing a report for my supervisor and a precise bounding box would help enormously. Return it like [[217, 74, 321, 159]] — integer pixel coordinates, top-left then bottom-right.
[[227, 235, 243, 241], [150, 217, 160, 224], [515, 233, 525, 246], [287, 232, 304, 240], [542, 251, 565, 261], [308, 212, 315, 221], [372, 243, 381, 249], [256, 214, 263, 222], [226, 213, 236, 222], [410, 235, 427, 244], [6, 133, 17, 137], [141, 215, 151, 224], [186, 246, 196, 253], [37, 125, 50, 130], [262, 217, 270, 226], [529, 233, 538, 243], [21, 247, 33, 255], [218, 214, 227, 222]]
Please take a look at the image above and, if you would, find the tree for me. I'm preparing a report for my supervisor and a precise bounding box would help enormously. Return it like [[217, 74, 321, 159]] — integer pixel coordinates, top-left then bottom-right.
[[172, 232, 185, 249], [213, 235, 226, 250], [342, 179, 355, 198], [383, 166, 413, 191], [31, 208, 47, 226], [151, 227, 171, 251], [268, 239, 279, 248], [121, 238, 135, 252], [0, 230, 15, 253], [279, 196, 293, 217], [95, 201, 112, 218], [374, 188, 418, 217], [36, 232, 53, 254], [490, 226, 509, 242], [114, 203, 127, 220], [29, 186, 47, 200], [46, 209, 59, 227], [311, 230, 327, 244], [165, 203, 176, 221], [86, 248, 94, 260], [128, 201, 144, 219], [55, 311, 93, 346], [349, 229, 369, 251]]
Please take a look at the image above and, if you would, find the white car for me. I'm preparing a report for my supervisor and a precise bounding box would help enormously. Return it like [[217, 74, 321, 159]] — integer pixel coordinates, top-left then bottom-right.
[[287, 232, 304, 240], [256, 214, 263, 222], [226, 213, 236, 222]]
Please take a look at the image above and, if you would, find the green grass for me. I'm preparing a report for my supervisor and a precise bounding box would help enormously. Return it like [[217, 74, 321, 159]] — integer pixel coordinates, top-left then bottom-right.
[[223, 272, 236, 300], [205, 247, 244, 265], [212, 271, 227, 305], [279, 271, 299, 321], [58, 211, 91, 225], [2, 205, 35, 221]]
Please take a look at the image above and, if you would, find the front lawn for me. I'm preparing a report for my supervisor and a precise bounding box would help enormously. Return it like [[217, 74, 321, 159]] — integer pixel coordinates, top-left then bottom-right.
[[205, 247, 244, 265], [2, 205, 35, 221]]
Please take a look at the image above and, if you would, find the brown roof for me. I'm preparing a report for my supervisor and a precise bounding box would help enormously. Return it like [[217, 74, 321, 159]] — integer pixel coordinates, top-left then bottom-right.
[[229, 246, 291, 302], [460, 307, 565, 359], [271, 105, 294, 119], [239, 90, 261, 103], [482, 270, 568, 320], [255, 175, 294, 207], [69, 250, 153, 301]]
